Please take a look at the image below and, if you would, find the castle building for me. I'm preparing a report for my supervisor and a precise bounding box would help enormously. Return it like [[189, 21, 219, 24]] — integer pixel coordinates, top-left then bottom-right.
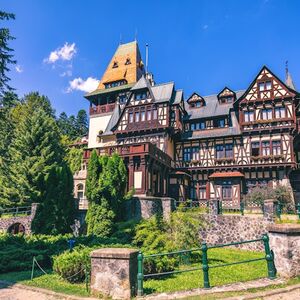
[[74, 41, 300, 209]]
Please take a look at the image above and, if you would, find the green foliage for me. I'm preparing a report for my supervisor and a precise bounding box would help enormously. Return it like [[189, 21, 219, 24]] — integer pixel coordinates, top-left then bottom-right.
[[245, 184, 293, 210], [0, 233, 131, 273], [65, 144, 84, 174], [1, 92, 75, 234], [0, 10, 16, 96], [85, 201, 115, 237], [53, 248, 90, 283], [85, 151, 128, 236], [57, 109, 88, 140]]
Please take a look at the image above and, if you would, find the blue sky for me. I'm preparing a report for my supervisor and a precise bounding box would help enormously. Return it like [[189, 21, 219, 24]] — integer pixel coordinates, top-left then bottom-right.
[[2, 0, 300, 116]]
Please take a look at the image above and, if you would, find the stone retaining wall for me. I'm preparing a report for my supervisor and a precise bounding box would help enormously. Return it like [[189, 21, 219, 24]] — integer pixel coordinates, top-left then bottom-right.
[[0, 203, 38, 234], [200, 214, 272, 251], [125, 196, 175, 220]]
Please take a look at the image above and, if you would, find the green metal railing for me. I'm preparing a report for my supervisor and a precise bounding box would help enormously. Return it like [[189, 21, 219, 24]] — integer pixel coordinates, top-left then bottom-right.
[[0, 206, 32, 218], [137, 234, 276, 296]]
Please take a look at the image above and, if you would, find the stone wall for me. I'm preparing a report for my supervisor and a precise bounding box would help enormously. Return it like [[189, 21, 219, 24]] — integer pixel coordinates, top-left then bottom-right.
[[124, 196, 175, 220], [0, 203, 38, 234], [268, 224, 300, 277], [200, 214, 272, 251]]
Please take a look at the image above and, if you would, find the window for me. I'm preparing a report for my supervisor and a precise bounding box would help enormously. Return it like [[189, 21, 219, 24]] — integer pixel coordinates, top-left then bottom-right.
[[216, 145, 224, 159], [275, 107, 286, 118], [128, 112, 134, 123], [183, 147, 191, 161], [244, 111, 254, 122], [119, 94, 127, 104], [125, 58, 131, 65], [220, 96, 233, 104], [200, 121, 206, 129], [191, 146, 199, 160], [199, 186, 206, 200], [262, 141, 270, 156], [190, 185, 197, 200], [191, 121, 206, 130], [105, 80, 127, 89], [251, 142, 260, 157], [261, 108, 272, 120], [214, 118, 226, 128], [225, 144, 233, 158], [259, 81, 272, 91], [135, 92, 147, 101], [141, 110, 146, 122], [153, 108, 158, 119], [195, 102, 201, 108], [77, 184, 84, 200], [222, 182, 232, 199], [135, 111, 140, 122], [272, 140, 281, 155], [147, 109, 152, 120], [112, 61, 118, 68]]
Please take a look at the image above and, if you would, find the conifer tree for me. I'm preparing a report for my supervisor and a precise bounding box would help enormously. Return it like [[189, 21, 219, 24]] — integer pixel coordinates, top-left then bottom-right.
[[3, 92, 75, 233]]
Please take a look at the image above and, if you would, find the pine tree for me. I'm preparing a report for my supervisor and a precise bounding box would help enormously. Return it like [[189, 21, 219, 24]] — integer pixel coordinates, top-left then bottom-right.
[[3, 92, 75, 233], [76, 109, 88, 137], [0, 11, 16, 96]]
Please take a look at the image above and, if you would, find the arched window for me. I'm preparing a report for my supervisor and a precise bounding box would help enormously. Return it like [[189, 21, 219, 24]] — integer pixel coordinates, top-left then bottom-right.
[[77, 184, 84, 200], [8, 223, 25, 235]]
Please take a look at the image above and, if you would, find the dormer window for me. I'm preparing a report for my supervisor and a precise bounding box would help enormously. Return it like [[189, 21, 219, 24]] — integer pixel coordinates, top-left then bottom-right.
[[135, 91, 148, 101], [187, 93, 205, 108], [104, 80, 127, 89], [112, 61, 118, 68], [125, 58, 131, 65], [218, 88, 236, 104]]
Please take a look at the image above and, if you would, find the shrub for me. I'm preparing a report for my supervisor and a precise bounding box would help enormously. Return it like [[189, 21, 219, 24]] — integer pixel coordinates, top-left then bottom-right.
[[53, 247, 91, 283]]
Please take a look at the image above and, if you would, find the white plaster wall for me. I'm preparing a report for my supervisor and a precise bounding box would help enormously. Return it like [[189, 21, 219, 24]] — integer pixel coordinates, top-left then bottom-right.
[[88, 114, 113, 148]]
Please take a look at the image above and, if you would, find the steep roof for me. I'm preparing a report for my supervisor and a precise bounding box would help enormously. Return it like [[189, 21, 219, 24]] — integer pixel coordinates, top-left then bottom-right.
[[185, 90, 245, 120], [102, 105, 121, 136], [86, 41, 145, 98], [152, 82, 174, 103]]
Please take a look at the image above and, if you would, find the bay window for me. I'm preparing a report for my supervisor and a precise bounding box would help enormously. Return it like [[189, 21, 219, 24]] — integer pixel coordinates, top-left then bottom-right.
[[262, 141, 271, 156], [275, 107, 286, 118], [272, 140, 281, 155], [244, 111, 254, 122], [261, 108, 272, 120]]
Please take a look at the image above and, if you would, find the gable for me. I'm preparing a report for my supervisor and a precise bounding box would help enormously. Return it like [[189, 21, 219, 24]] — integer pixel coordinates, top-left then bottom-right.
[[239, 66, 296, 104], [187, 93, 205, 107]]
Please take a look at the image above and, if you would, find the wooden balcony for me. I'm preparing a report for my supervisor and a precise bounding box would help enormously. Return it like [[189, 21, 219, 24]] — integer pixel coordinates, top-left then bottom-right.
[[84, 142, 173, 167], [89, 103, 115, 115]]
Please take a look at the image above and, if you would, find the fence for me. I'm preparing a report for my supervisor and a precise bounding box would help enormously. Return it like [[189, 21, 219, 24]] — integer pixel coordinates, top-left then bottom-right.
[[175, 199, 300, 219], [137, 234, 276, 296], [0, 206, 32, 218]]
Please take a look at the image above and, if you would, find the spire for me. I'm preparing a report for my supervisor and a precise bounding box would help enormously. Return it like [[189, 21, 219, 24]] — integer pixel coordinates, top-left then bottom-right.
[[96, 41, 145, 91], [285, 61, 296, 90]]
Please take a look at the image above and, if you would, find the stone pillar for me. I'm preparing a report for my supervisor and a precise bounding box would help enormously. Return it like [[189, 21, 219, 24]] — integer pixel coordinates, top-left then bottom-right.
[[209, 199, 219, 215], [267, 224, 300, 278], [90, 248, 139, 299], [263, 199, 277, 222], [30, 203, 38, 219]]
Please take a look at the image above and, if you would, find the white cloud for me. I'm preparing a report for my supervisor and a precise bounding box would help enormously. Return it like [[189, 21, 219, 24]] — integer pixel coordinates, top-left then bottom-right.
[[44, 42, 77, 64], [15, 65, 23, 73], [60, 70, 73, 77], [67, 77, 99, 93]]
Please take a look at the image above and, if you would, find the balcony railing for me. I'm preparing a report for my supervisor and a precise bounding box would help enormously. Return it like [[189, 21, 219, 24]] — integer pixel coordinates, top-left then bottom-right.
[[89, 103, 116, 115]]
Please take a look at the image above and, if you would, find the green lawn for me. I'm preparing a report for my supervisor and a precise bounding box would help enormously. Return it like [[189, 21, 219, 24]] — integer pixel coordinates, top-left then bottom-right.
[[144, 247, 268, 294], [0, 270, 89, 297], [0, 248, 277, 297]]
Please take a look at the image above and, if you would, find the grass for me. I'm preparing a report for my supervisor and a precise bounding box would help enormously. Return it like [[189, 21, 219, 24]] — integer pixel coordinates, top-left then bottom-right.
[[0, 270, 89, 297], [144, 247, 268, 294]]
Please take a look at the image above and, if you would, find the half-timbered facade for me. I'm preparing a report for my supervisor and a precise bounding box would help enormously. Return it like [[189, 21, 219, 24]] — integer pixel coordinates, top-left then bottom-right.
[[78, 41, 300, 209]]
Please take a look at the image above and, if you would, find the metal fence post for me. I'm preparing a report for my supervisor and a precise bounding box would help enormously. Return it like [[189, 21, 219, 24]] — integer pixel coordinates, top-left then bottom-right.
[[217, 200, 223, 215], [137, 251, 144, 296], [240, 201, 245, 216], [262, 234, 276, 279], [201, 242, 210, 288], [296, 203, 300, 220]]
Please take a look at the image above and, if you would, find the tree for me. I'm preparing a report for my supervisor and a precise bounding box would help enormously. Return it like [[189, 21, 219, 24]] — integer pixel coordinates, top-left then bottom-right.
[[3, 92, 75, 233], [85, 152, 128, 236], [76, 109, 88, 137], [0, 92, 20, 206], [0, 11, 16, 96]]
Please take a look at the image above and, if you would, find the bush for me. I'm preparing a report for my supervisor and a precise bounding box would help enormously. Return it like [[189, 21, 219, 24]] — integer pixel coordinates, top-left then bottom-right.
[[245, 184, 294, 211], [0, 233, 131, 273], [53, 247, 91, 283]]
